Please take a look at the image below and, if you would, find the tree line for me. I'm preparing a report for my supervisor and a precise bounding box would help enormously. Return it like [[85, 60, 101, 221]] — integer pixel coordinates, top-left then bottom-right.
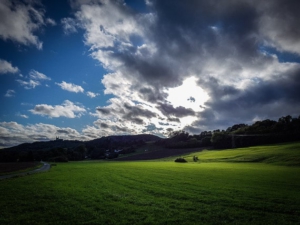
[[156, 115, 300, 149], [0, 115, 299, 162], [211, 115, 300, 149]]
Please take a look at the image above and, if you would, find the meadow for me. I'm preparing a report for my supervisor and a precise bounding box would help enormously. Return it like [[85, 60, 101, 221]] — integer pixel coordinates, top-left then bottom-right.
[[1, 142, 300, 224]]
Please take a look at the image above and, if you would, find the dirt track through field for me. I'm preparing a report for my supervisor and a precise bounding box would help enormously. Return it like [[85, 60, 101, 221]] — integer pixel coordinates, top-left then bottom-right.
[[115, 147, 208, 161], [0, 162, 50, 180]]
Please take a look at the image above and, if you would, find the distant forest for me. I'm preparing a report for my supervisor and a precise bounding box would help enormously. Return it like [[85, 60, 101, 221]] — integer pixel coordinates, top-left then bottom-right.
[[0, 115, 299, 162], [160, 115, 300, 149]]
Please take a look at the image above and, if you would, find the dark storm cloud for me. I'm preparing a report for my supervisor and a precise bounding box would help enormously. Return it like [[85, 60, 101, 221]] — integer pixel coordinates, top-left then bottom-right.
[[96, 107, 111, 115], [118, 53, 183, 88], [148, 0, 260, 63], [56, 128, 80, 136], [124, 103, 157, 118], [197, 77, 240, 99], [127, 117, 144, 125], [258, 0, 300, 54], [166, 128, 174, 133], [95, 102, 157, 126], [57, 130, 69, 134], [206, 67, 300, 111], [122, 103, 157, 124], [187, 66, 300, 132], [138, 87, 167, 103], [115, 125, 129, 132], [136, 0, 300, 92], [28, 134, 49, 141], [157, 103, 195, 118], [100, 123, 109, 129], [167, 117, 180, 123], [75, 0, 300, 134]]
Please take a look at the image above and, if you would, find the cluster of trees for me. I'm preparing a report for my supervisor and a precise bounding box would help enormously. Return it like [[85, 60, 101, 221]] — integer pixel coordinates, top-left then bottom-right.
[[157, 115, 300, 149], [156, 130, 212, 148], [211, 115, 300, 149]]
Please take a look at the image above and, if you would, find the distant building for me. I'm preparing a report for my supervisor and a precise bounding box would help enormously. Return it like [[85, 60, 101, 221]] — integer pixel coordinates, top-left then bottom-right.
[[55, 136, 63, 141]]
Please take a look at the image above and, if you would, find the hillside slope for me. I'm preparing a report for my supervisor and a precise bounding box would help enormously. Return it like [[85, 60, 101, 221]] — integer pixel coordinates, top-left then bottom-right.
[[175, 142, 300, 166], [116, 147, 207, 161]]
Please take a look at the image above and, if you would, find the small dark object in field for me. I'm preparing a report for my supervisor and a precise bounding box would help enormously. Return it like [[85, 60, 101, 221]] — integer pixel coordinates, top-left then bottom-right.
[[175, 158, 187, 163], [193, 156, 198, 162]]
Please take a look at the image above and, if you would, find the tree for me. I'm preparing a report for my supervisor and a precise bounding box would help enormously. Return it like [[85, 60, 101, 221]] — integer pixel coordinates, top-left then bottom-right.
[[169, 130, 189, 141], [211, 132, 231, 149]]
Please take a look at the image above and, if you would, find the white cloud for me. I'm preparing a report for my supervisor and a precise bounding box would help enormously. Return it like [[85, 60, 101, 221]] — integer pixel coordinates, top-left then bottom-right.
[[16, 69, 50, 89], [4, 89, 15, 97], [29, 69, 51, 80], [16, 113, 28, 119], [75, 1, 143, 50], [16, 79, 41, 89], [29, 100, 86, 118], [0, 0, 46, 49], [0, 121, 89, 148], [82, 125, 108, 139], [61, 17, 78, 34], [46, 18, 56, 26], [82, 118, 136, 139], [86, 91, 99, 98], [56, 81, 84, 93], [0, 59, 19, 74]]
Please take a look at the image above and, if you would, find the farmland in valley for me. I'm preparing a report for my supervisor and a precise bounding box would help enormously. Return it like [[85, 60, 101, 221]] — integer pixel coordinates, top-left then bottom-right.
[[1, 142, 300, 224]]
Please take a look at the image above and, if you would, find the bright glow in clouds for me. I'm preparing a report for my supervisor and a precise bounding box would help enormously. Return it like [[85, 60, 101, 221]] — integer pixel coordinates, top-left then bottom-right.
[[167, 77, 209, 112]]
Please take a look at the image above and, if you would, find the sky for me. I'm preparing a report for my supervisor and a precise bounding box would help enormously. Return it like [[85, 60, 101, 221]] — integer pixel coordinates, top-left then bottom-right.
[[1, 0, 300, 148]]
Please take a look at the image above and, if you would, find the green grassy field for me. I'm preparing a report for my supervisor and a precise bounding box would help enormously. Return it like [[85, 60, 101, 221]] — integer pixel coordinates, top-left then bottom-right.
[[1, 142, 300, 225], [168, 142, 300, 166]]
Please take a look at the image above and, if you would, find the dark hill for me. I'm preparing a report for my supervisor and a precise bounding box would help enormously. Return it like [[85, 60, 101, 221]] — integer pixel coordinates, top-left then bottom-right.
[[2, 140, 82, 152], [1, 134, 161, 152], [0, 134, 162, 162], [86, 134, 161, 145]]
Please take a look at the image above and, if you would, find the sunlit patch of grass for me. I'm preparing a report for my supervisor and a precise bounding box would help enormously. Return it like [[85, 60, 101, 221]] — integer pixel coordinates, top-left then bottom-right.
[[169, 142, 300, 166]]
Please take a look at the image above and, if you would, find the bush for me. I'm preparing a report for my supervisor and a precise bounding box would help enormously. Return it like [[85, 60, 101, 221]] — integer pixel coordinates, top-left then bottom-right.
[[175, 157, 187, 163]]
